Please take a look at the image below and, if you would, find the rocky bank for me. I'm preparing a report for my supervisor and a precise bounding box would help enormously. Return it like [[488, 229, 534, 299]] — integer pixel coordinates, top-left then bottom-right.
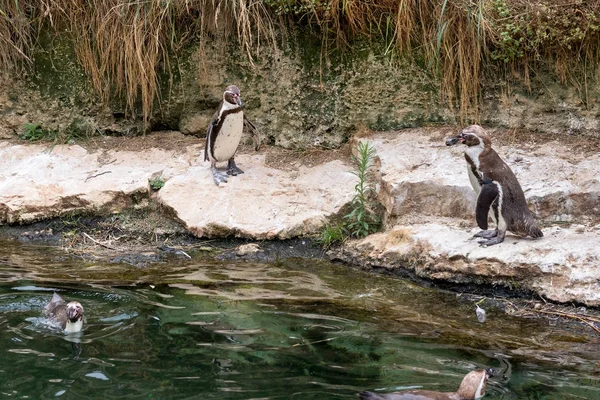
[[1, 127, 599, 305]]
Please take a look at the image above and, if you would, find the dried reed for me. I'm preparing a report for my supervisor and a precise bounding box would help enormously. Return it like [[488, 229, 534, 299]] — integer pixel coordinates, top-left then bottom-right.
[[1, 0, 599, 126]]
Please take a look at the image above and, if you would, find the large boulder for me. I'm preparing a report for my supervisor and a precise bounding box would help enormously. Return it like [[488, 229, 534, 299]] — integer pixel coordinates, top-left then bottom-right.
[[364, 129, 600, 225], [157, 155, 355, 239]]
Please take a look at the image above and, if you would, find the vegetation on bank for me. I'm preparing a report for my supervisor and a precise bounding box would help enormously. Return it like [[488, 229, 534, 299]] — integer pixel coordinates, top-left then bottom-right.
[[1, 0, 598, 123], [19, 119, 96, 145], [319, 140, 380, 247]]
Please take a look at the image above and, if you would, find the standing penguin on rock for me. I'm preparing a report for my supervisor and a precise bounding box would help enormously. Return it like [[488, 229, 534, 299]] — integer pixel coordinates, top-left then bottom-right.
[[204, 85, 261, 185], [445, 125, 543, 246]]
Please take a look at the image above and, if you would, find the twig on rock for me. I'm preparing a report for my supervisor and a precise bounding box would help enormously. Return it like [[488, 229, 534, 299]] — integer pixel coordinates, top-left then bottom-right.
[[82, 232, 121, 251], [534, 309, 600, 335], [85, 170, 112, 181]]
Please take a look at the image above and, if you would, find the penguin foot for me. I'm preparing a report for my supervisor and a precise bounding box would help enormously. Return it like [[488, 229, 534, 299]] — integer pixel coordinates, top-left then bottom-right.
[[478, 237, 504, 247], [478, 230, 506, 247], [227, 165, 244, 176], [473, 229, 498, 239], [212, 168, 228, 185], [226, 159, 244, 176]]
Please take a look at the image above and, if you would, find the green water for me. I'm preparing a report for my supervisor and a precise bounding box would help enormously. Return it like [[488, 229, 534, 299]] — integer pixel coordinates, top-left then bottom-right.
[[0, 241, 599, 399]]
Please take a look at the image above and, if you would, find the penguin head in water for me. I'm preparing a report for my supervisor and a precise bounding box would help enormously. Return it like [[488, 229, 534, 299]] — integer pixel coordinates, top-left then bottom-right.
[[66, 301, 84, 323], [45, 293, 85, 333], [359, 368, 493, 400]]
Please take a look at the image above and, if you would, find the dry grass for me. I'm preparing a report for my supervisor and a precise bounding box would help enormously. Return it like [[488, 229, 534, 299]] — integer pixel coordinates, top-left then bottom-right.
[[385, 227, 412, 246], [1, 0, 276, 125], [0, 1, 32, 75], [1, 0, 599, 125], [45, 0, 275, 125]]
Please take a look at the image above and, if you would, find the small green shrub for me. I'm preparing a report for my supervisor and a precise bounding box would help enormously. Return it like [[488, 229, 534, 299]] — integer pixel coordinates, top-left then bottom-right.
[[20, 123, 58, 142], [149, 177, 165, 191], [19, 120, 96, 147], [317, 223, 346, 248], [317, 140, 382, 248], [63, 118, 95, 143], [344, 141, 381, 238]]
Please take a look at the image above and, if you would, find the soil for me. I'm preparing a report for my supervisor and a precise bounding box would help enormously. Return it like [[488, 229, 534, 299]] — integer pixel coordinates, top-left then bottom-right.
[[265, 144, 352, 171], [79, 130, 200, 153], [8, 129, 353, 170]]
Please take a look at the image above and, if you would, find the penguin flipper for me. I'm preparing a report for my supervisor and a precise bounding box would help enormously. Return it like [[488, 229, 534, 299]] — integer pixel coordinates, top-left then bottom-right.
[[244, 116, 262, 151], [476, 182, 499, 230], [45, 292, 65, 316], [204, 121, 215, 162]]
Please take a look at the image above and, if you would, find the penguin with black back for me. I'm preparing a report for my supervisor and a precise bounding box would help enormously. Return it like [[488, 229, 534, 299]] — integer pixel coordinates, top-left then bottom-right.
[[359, 369, 492, 400], [446, 125, 543, 246], [204, 85, 261, 185]]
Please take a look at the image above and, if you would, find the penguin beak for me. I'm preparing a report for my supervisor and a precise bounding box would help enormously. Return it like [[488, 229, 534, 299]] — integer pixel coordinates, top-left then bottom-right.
[[445, 136, 459, 146], [66, 302, 83, 322], [236, 95, 243, 107], [445, 132, 466, 146]]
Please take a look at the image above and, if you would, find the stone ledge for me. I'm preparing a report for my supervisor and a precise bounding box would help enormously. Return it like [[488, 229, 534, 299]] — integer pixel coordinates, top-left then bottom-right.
[[344, 128, 600, 305], [335, 222, 600, 305], [0, 142, 186, 224], [2, 127, 600, 305], [0, 136, 355, 239]]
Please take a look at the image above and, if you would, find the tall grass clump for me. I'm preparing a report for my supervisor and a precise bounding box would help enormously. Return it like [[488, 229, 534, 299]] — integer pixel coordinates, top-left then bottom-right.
[[0, 1, 32, 75], [1, 0, 277, 125], [1, 1, 600, 124], [51, 0, 276, 125]]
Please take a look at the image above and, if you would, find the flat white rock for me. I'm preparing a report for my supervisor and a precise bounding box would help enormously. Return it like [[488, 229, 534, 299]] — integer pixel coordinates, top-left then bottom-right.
[[157, 154, 356, 239], [0, 135, 356, 240]]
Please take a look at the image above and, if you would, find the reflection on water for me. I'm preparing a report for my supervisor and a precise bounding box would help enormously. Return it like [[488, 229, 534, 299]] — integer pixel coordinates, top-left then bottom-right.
[[0, 240, 599, 399]]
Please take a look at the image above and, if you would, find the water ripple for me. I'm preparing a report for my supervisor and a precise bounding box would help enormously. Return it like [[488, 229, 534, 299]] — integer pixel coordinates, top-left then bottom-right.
[[0, 240, 599, 399]]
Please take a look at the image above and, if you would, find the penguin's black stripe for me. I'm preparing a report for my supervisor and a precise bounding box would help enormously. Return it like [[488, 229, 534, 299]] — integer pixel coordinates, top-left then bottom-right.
[[204, 123, 213, 162], [464, 154, 485, 186], [205, 106, 244, 161], [476, 181, 499, 230]]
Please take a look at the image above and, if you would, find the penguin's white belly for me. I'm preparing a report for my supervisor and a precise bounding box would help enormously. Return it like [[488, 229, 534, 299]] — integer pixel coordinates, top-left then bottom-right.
[[64, 319, 83, 334], [467, 166, 482, 195], [213, 113, 244, 161]]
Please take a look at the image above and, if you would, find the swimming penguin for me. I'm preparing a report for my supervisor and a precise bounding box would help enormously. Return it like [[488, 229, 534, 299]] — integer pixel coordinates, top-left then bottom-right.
[[204, 85, 260, 185], [359, 369, 491, 400], [445, 125, 543, 246], [44, 292, 84, 333]]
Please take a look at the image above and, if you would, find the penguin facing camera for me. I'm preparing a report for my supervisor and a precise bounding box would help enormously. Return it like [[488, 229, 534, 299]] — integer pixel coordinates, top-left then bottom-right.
[[204, 85, 261, 185], [44, 292, 84, 334], [446, 125, 543, 246]]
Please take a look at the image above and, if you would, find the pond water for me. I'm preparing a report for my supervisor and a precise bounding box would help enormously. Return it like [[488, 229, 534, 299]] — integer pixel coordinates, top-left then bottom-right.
[[0, 240, 599, 399]]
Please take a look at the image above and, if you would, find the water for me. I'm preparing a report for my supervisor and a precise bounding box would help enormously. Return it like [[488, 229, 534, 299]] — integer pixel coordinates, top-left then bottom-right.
[[0, 240, 599, 399]]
